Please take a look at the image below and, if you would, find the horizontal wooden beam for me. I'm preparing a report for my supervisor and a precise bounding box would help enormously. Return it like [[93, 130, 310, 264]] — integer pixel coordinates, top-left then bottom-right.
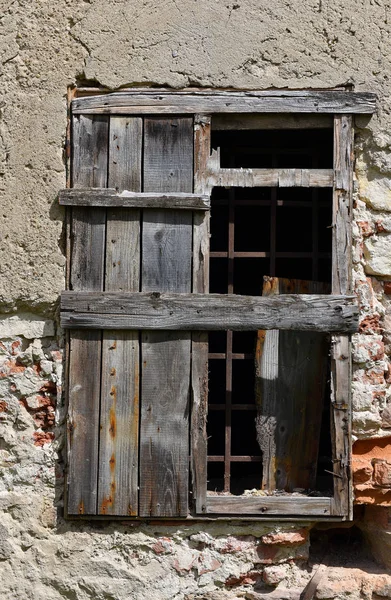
[[59, 189, 210, 210], [61, 292, 358, 333], [212, 113, 333, 130], [72, 90, 377, 115], [206, 495, 332, 515], [207, 168, 333, 188]]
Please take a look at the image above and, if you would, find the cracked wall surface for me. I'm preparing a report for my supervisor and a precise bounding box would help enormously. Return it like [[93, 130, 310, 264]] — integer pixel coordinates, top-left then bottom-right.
[[2, 0, 391, 599]]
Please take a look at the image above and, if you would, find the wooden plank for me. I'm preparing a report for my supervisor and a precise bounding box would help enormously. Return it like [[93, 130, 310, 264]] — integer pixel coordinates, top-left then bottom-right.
[[61, 291, 359, 333], [206, 164, 333, 191], [139, 117, 193, 517], [59, 189, 210, 210], [108, 116, 142, 191], [206, 495, 332, 515], [72, 90, 377, 115], [331, 115, 354, 518], [72, 115, 109, 188], [67, 114, 108, 515], [212, 113, 333, 130], [192, 115, 211, 514], [255, 277, 330, 493], [97, 116, 142, 516]]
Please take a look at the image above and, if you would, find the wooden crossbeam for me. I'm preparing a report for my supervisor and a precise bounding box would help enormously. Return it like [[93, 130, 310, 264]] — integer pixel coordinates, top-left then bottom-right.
[[59, 189, 210, 210], [72, 90, 377, 115], [61, 291, 358, 333]]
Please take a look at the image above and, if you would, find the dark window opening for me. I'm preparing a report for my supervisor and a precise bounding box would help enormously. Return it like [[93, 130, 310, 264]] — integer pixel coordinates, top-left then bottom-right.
[[207, 127, 333, 498]]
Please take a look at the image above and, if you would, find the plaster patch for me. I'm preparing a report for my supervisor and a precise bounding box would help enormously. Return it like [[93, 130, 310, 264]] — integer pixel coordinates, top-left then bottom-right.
[[0, 314, 55, 339]]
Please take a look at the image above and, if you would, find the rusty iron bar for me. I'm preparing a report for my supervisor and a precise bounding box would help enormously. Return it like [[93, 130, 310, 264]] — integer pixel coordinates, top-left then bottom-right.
[[312, 150, 320, 281], [210, 251, 331, 258]]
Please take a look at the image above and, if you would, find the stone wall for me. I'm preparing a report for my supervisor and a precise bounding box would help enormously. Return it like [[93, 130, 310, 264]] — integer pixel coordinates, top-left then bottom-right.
[[2, 0, 391, 598]]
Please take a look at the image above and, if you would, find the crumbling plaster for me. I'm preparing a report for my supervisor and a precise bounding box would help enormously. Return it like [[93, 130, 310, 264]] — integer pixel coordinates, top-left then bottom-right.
[[1, 0, 391, 312], [2, 0, 391, 599]]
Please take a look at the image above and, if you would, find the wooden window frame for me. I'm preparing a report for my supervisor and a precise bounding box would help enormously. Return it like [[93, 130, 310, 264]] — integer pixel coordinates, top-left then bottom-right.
[[62, 89, 376, 520]]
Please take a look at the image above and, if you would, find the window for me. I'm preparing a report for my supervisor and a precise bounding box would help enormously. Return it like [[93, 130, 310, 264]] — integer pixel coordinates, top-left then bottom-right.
[[61, 90, 376, 519]]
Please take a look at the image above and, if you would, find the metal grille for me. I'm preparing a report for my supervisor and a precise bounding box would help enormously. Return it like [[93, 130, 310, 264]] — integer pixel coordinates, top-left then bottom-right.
[[207, 130, 333, 494]]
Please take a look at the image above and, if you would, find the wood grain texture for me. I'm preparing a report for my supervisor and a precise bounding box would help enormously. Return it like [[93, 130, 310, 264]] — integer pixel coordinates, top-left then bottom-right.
[[331, 115, 353, 518], [191, 115, 211, 514], [255, 277, 330, 492], [59, 189, 210, 210], [61, 291, 358, 333], [72, 90, 377, 115], [67, 114, 108, 515], [97, 116, 142, 516], [212, 113, 333, 130], [206, 495, 332, 515], [139, 117, 193, 517]]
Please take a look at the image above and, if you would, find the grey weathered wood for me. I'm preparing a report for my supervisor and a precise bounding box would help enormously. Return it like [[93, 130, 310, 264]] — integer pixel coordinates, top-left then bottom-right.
[[61, 291, 359, 333], [67, 114, 108, 515], [139, 117, 193, 517], [213, 113, 333, 130], [108, 116, 142, 191], [255, 277, 330, 493], [72, 115, 109, 188], [207, 164, 333, 191], [331, 115, 353, 518], [97, 116, 142, 516], [206, 495, 332, 515], [72, 90, 377, 115], [59, 189, 210, 210], [67, 331, 102, 515], [192, 115, 211, 514]]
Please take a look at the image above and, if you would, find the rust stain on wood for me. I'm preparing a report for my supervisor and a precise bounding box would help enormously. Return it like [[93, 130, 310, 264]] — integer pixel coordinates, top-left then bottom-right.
[[78, 500, 85, 515]]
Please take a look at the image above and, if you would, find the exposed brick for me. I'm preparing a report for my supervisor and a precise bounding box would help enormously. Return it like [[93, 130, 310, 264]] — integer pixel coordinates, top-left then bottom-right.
[[359, 314, 381, 334], [357, 220, 374, 237], [225, 570, 262, 587], [373, 460, 391, 487], [152, 537, 173, 555], [384, 282, 391, 295], [33, 431, 54, 446], [261, 529, 308, 546], [0, 400, 8, 412]]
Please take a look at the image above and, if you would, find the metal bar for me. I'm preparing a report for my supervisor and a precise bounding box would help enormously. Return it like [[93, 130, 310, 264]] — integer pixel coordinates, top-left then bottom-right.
[[209, 404, 257, 411], [208, 353, 254, 360], [212, 198, 331, 207], [208, 456, 263, 462], [210, 251, 331, 259], [224, 185, 235, 492], [312, 151, 319, 280]]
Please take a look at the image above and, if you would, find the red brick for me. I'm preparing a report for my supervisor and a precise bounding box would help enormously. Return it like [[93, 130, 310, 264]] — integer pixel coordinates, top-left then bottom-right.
[[261, 529, 308, 546], [33, 432, 54, 446], [373, 460, 391, 487], [359, 315, 381, 334], [384, 282, 391, 295], [0, 400, 8, 412]]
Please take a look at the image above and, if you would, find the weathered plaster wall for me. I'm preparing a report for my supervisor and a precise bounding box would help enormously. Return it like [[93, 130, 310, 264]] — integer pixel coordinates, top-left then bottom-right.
[[2, 0, 391, 598]]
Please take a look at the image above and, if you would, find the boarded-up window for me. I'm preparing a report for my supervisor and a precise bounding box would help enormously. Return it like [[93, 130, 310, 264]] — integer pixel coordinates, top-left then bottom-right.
[[61, 90, 376, 519]]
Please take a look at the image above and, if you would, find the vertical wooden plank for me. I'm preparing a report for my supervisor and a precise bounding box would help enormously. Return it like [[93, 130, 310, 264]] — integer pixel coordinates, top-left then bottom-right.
[[331, 115, 353, 518], [255, 277, 330, 492], [97, 117, 142, 516], [139, 117, 193, 517], [67, 114, 108, 515], [192, 115, 211, 514]]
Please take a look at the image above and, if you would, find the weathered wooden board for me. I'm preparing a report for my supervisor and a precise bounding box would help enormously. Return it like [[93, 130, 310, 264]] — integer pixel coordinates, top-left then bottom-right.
[[206, 495, 332, 515], [72, 90, 377, 115], [59, 189, 210, 210], [67, 114, 108, 515], [61, 291, 358, 333], [212, 113, 333, 130], [255, 277, 330, 493], [208, 165, 333, 189], [331, 115, 353, 518], [139, 117, 193, 517], [97, 116, 142, 516], [191, 115, 211, 514]]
